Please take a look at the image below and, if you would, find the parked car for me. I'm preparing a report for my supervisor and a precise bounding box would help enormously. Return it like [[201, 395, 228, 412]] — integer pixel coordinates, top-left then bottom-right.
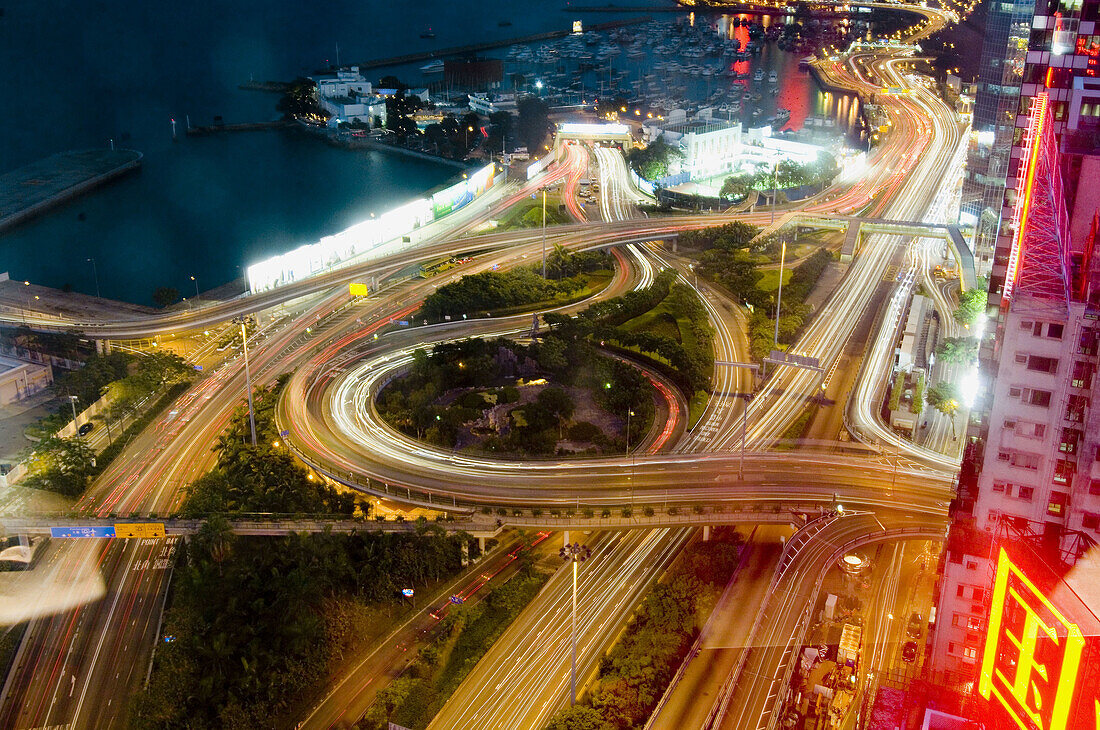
[[77, 422, 94, 436], [906, 612, 923, 638], [902, 641, 919, 663]]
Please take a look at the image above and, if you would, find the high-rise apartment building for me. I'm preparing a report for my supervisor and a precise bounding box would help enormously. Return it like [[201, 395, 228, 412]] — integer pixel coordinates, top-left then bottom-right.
[[961, 0, 1035, 276], [929, 2, 1100, 721]]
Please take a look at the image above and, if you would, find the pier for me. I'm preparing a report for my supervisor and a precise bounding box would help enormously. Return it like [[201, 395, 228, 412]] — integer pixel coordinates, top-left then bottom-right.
[[184, 120, 294, 137], [355, 17, 650, 71], [0, 149, 142, 234]]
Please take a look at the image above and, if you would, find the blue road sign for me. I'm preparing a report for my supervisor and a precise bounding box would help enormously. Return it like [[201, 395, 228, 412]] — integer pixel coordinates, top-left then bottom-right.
[[280, 429, 290, 437], [50, 526, 116, 539], [193, 364, 203, 371], [398, 320, 409, 326]]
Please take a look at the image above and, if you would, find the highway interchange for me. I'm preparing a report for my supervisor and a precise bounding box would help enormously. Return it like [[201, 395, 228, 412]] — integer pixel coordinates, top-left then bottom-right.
[[0, 3, 970, 727]]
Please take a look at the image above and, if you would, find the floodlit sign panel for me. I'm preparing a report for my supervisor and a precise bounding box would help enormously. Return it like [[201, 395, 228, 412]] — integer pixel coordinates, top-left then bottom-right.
[[558, 122, 630, 136], [50, 526, 116, 539], [979, 547, 1085, 730], [114, 523, 167, 539]]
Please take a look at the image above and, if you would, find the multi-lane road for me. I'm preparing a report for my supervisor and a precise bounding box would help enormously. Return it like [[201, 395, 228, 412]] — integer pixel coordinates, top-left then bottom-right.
[[1, 8, 972, 727]]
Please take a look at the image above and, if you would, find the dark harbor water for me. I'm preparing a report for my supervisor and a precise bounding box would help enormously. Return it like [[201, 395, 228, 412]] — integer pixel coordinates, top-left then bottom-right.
[[0, 0, 860, 304]]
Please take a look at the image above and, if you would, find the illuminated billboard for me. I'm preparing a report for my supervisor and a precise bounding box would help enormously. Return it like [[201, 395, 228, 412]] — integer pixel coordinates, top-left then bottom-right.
[[978, 543, 1100, 730], [246, 163, 496, 293]]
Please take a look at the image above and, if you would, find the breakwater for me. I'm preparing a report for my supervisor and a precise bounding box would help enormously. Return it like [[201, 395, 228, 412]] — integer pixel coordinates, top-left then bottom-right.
[[357, 16, 651, 70], [0, 149, 143, 234]]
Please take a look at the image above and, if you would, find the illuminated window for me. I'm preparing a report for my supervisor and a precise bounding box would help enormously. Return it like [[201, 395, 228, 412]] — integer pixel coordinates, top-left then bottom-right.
[[963, 646, 978, 660], [1053, 460, 1075, 485], [1048, 491, 1069, 516], [1058, 429, 1081, 453]]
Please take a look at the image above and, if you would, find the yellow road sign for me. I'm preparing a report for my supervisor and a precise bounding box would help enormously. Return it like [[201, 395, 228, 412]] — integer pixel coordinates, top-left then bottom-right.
[[114, 523, 166, 539], [349, 282, 369, 297]]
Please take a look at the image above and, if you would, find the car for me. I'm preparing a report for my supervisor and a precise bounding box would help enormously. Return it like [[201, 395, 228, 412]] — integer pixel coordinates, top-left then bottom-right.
[[902, 641, 918, 663], [906, 612, 923, 638], [77, 422, 94, 436]]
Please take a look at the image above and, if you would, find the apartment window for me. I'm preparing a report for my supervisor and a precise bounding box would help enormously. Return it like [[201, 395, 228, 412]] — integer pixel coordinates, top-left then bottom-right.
[[1083, 513, 1100, 531], [1011, 452, 1041, 471], [1065, 395, 1087, 423], [1091, 479, 1100, 496], [956, 585, 965, 597], [968, 616, 983, 631], [1003, 419, 1016, 430], [1047, 323, 1064, 339], [1053, 459, 1075, 486], [1071, 361, 1094, 389], [1027, 355, 1059, 373], [972, 588, 984, 601], [1059, 428, 1082, 454], [1016, 353, 1028, 364], [1048, 491, 1069, 517], [1028, 390, 1052, 407], [1035, 321, 1045, 336], [963, 646, 978, 660], [1009, 387, 1022, 398], [1020, 319, 1034, 331], [1019, 486, 1035, 501], [966, 560, 979, 570], [992, 481, 1006, 492]]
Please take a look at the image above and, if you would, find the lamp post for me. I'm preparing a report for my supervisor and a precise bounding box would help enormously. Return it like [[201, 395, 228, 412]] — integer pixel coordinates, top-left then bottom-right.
[[233, 316, 258, 447], [541, 186, 549, 279], [67, 394, 79, 429], [773, 238, 786, 348], [190, 275, 199, 299], [739, 393, 753, 480], [86, 258, 101, 298], [559, 542, 591, 706]]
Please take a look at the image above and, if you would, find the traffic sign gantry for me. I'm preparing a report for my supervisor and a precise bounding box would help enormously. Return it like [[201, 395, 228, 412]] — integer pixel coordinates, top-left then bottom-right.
[[50, 526, 116, 539], [113, 523, 166, 539]]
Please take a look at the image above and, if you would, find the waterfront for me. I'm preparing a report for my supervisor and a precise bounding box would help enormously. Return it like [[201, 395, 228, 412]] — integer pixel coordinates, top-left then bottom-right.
[[0, 0, 860, 304]]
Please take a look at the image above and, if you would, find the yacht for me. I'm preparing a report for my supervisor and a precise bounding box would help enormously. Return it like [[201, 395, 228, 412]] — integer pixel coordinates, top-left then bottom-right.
[[753, 70, 764, 82], [419, 59, 444, 74], [768, 70, 778, 83]]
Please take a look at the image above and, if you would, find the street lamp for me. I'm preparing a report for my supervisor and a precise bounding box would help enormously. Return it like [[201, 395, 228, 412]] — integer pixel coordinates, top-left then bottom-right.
[[67, 394, 79, 428], [540, 186, 550, 279], [559, 541, 591, 706], [232, 316, 258, 447], [86, 258, 101, 298], [773, 238, 786, 348], [190, 275, 199, 299]]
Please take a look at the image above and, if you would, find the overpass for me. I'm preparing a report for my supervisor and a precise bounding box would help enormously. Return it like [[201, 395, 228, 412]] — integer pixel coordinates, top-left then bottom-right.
[[751, 210, 977, 290]]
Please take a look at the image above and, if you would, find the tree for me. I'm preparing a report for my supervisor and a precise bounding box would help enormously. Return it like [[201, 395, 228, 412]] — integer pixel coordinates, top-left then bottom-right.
[[626, 138, 682, 181], [720, 173, 755, 200], [545, 706, 614, 730], [152, 287, 180, 308], [536, 387, 575, 438], [516, 96, 551, 154], [953, 285, 987, 325], [488, 110, 512, 152], [926, 381, 961, 417], [935, 337, 978, 364], [23, 436, 96, 496]]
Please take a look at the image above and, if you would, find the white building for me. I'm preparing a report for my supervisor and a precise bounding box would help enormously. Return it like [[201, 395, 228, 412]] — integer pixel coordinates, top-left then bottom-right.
[[660, 120, 743, 180], [0, 356, 52, 405], [468, 93, 517, 116], [320, 94, 387, 126], [313, 67, 387, 127], [315, 67, 372, 99]]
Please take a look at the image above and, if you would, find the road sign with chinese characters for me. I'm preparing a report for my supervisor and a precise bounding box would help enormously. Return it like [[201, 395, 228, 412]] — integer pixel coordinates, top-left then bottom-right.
[[114, 523, 166, 539]]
